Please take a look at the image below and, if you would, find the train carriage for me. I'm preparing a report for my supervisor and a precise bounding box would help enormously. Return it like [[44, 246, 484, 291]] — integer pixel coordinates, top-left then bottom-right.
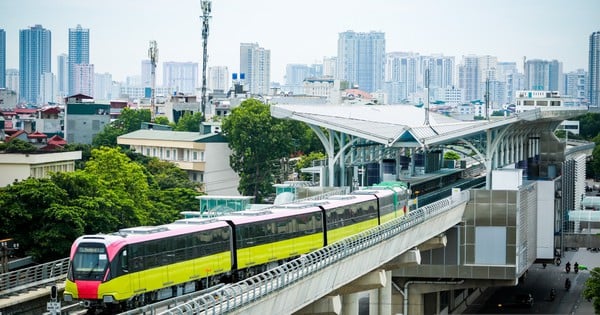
[[64, 220, 232, 310], [219, 206, 324, 273], [319, 194, 379, 245]]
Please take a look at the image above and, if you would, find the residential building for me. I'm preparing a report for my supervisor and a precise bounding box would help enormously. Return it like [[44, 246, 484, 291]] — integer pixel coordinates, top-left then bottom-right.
[[94, 72, 113, 100], [240, 43, 271, 95], [422, 54, 455, 89], [64, 94, 110, 144], [459, 55, 480, 102], [208, 66, 229, 92], [385, 52, 419, 102], [57, 53, 68, 99], [337, 31, 385, 93], [496, 62, 520, 104], [284, 64, 316, 95], [564, 69, 587, 100], [68, 25, 89, 95], [590, 31, 600, 107], [73, 64, 94, 97], [117, 128, 241, 196], [0, 151, 82, 187], [163, 61, 198, 94], [0, 88, 18, 109], [323, 56, 337, 78], [0, 29, 5, 88], [141, 59, 152, 88], [524, 59, 563, 92], [19, 25, 51, 105], [6, 69, 19, 97], [39, 72, 56, 105]]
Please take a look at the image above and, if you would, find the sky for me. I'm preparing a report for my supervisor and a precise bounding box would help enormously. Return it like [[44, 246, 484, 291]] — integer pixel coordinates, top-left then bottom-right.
[[1, 0, 599, 85]]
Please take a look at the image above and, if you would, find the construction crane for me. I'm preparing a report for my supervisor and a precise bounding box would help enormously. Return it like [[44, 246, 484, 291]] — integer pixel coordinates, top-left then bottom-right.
[[200, 0, 212, 123], [148, 40, 158, 123]]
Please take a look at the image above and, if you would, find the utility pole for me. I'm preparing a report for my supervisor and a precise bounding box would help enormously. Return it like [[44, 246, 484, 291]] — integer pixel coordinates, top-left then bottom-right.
[[200, 0, 212, 123], [148, 40, 158, 123]]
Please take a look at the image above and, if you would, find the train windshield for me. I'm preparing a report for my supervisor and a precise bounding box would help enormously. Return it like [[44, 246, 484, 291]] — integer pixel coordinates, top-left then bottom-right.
[[72, 243, 109, 281]]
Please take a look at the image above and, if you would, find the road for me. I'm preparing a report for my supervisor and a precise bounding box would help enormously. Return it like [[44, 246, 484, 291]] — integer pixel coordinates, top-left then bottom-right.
[[463, 248, 598, 314]]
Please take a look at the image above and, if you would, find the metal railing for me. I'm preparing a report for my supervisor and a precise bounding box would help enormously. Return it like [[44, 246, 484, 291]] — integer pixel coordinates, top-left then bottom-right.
[[0, 257, 69, 297], [158, 191, 469, 315]]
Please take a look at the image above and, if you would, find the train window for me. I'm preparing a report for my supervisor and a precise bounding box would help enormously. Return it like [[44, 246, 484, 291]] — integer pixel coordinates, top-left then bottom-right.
[[120, 249, 128, 273]]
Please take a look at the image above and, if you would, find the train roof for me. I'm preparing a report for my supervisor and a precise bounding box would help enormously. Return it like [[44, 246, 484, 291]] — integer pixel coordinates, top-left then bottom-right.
[[218, 206, 321, 225], [318, 193, 376, 209]]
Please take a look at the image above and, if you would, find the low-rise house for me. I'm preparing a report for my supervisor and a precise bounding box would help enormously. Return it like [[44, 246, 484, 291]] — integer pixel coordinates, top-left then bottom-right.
[[117, 126, 240, 196], [0, 150, 82, 187]]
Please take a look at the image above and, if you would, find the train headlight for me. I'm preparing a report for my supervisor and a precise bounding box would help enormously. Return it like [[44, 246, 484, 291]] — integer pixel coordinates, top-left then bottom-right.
[[103, 295, 115, 303], [63, 293, 73, 302]]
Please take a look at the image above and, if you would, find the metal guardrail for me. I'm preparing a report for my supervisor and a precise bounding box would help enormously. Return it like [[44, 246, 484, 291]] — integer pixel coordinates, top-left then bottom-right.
[[158, 191, 469, 315], [0, 257, 69, 297]]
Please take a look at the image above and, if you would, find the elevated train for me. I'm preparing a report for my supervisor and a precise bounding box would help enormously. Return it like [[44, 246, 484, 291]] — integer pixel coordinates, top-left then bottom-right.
[[64, 183, 410, 312]]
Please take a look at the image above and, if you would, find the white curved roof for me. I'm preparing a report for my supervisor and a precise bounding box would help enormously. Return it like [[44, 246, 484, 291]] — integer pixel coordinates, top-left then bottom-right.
[[271, 104, 488, 147]]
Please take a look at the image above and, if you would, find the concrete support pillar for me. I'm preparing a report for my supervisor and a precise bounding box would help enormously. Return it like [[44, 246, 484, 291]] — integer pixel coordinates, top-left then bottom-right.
[[378, 271, 393, 315], [407, 288, 424, 315], [295, 295, 342, 315], [342, 292, 360, 315], [369, 288, 379, 315]]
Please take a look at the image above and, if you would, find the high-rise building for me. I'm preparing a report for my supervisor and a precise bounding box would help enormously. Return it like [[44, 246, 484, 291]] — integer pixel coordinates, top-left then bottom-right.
[[564, 69, 587, 100], [94, 72, 113, 100], [459, 55, 480, 102], [590, 31, 600, 107], [68, 24, 89, 95], [385, 52, 419, 101], [284, 64, 317, 94], [20, 24, 51, 105], [208, 66, 229, 92], [323, 56, 337, 78], [73, 64, 94, 97], [57, 53, 68, 99], [39, 72, 56, 104], [141, 59, 152, 88], [496, 62, 519, 104], [422, 54, 455, 89], [240, 43, 271, 95], [337, 31, 385, 93], [6, 69, 19, 96], [163, 61, 198, 94], [524, 59, 563, 91], [0, 29, 5, 88]]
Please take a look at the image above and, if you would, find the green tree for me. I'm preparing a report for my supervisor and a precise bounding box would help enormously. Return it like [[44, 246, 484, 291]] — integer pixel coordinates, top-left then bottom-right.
[[444, 151, 461, 160], [583, 267, 600, 313], [93, 108, 151, 146], [84, 146, 155, 226], [0, 178, 71, 260], [578, 113, 600, 140], [174, 112, 203, 132], [5, 138, 37, 153], [222, 99, 293, 202], [154, 116, 171, 126], [296, 152, 326, 181]]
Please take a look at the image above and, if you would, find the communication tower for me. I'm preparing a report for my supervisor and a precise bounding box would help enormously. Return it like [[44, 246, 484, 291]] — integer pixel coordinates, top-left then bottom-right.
[[200, 0, 212, 122], [148, 40, 158, 122]]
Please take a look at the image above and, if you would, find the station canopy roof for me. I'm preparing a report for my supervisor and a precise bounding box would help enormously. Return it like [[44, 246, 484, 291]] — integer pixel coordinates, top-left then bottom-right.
[[270, 104, 490, 147]]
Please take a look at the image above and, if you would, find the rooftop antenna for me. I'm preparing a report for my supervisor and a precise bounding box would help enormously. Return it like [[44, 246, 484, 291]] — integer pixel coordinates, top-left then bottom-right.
[[200, 0, 212, 123], [148, 40, 158, 122], [424, 68, 430, 126]]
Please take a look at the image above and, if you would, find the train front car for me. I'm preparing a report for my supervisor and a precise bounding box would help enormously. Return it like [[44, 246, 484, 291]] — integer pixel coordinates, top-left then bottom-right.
[[65, 221, 234, 312], [64, 234, 124, 311]]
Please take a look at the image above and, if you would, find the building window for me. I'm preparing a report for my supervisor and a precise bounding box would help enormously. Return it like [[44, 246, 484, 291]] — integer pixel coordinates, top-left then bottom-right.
[[166, 150, 170, 159], [146, 148, 150, 156], [193, 151, 198, 160]]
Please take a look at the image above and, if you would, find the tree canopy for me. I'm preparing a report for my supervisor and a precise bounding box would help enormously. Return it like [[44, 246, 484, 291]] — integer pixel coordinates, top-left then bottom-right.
[[222, 99, 294, 202], [0, 147, 198, 261], [583, 267, 600, 313]]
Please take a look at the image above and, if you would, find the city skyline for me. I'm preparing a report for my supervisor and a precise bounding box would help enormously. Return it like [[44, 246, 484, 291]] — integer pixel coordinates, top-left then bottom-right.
[[1, 0, 599, 85]]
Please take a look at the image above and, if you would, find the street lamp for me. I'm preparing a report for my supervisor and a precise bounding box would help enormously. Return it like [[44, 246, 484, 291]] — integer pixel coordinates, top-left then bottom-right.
[[1, 239, 19, 273]]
